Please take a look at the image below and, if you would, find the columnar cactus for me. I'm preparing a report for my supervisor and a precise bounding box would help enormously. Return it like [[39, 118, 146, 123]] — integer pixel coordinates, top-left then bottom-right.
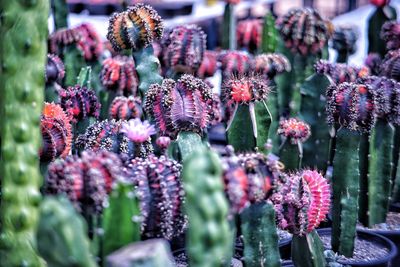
[[236, 19, 262, 53], [0, 1, 49, 265], [222, 75, 272, 151], [273, 170, 330, 267], [331, 25, 358, 63], [109, 96, 142, 121], [163, 24, 206, 75], [315, 59, 370, 85], [261, 12, 279, 54], [40, 103, 73, 162], [197, 50, 218, 79], [222, 0, 238, 50], [219, 50, 253, 80], [107, 3, 164, 98], [183, 149, 233, 267], [76, 119, 154, 159], [124, 155, 186, 240], [52, 0, 69, 30], [277, 118, 311, 170], [327, 82, 376, 257], [381, 21, 400, 51]]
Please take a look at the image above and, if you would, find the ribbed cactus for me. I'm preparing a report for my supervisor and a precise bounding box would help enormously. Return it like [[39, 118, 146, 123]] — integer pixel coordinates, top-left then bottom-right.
[[381, 20, 400, 51], [261, 12, 279, 54], [163, 24, 206, 75], [367, 0, 397, 57], [315, 59, 370, 85], [331, 25, 358, 63], [45, 53, 65, 102], [236, 19, 262, 53], [219, 50, 252, 80], [197, 50, 218, 79], [107, 3, 164, 99], [277, 118, 311, 170], [52, 0, 69, 30], [145, 74, 212, 160], [222, 1, 237, 50], [109, 96, 142, 121], [327, 82, 376, 257], [273, 170, 330, 267], [223, 75, 272, 152], [37, 196, 97, 267], [76, 119, 154, 159], [0, 0, 49, 265], [124, 155, 186, 240], [183, 148, 233, 267], [364, 53, 382, 76]]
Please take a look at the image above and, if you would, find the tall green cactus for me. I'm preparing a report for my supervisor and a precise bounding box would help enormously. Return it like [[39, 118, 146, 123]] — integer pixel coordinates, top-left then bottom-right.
[[37, 196, 97, 267], [331, 128, 360, 257], [240, 202, 280, 267], [183, 149, 233, 267], [279, 141, 300, 170], [261, 12, 278, 54], [102, 182, 141, 257], [292, 230, 326, 267], [391, 126, 400, 203], [0, 0, 49, 265], [52, 0, 69, 30], [222, 3, 236, 50]]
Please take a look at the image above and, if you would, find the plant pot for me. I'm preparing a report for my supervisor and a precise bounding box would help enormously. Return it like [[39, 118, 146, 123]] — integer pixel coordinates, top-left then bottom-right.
[[278, 237, 292, 260], [389, 202, 400, 213], [317, 228, 397, 267]]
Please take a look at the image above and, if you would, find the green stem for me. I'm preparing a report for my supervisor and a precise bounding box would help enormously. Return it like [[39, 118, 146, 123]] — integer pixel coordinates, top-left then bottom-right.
[[358, 133, 370, 226], [176, 131, 204, 162], [255, 101, 272, 153], [52, 0, 69, 30], [267, 81, 280, 154], [279, 140, 299, 171], [227, 105, 256, 152], [291, 230, 326, 267], [222, 3, 236, 50], [261, 13, 278, 54], [391, 125, 400, 202]]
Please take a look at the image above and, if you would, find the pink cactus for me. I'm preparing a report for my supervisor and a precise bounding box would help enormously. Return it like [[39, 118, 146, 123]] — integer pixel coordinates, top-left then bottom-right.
[[109, 96, 142, 120], [197, 50, 218, 79], [236, 19, 263, 52], [278, 118, 311, 144]]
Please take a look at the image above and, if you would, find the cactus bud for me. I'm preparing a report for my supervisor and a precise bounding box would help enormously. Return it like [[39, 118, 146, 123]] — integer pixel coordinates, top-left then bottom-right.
[[254, 53, 291, 79], [236, 19, 262, 53], [156, 136, 171, 150], [278, 118, 311, 144], [46, 54, 65, 84], [109, 96, 142, 120]]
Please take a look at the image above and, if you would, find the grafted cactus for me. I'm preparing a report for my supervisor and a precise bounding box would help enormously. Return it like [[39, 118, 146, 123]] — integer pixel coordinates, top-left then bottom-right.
[[124, 155, 186, 240], [183, 149, 233, 267], [381, 49, 400, 81], [331, 25, 358, 63], [197, 50, 218, 79], [381, 21, 400, 51], [163, 24, 206, 75], [315, 59, 370, 85], [327, 82, 376, 257], [0, 1, 49, 265], [109, 96, 142, 121], [219, 50, 253, 80], [236, 19, 262, 53], [40, 103, 72, 162], [364, 53, 382, 76], [45, 54, 65, 102], [273, 170, 330, 267], [222, 75, 272, 152], [76, 119, 154, 159]]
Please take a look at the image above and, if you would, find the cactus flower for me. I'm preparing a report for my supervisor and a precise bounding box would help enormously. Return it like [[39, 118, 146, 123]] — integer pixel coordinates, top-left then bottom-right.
[[120, 119, 156, 143]]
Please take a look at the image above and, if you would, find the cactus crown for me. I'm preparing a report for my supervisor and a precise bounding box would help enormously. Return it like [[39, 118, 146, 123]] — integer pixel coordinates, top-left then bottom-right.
[[46, 150, 124, 214], [100, 55, 139, 96], [125, 155, 186, 239], [222, 74, 271, 104], [219, 51, 253, 78], [236, 19, 262, 53], [46, 54, 65, 84], [381, 21, 400, 51], [76, 119, 154, 159], [40, 103, 72, 162], [197, 50, 218, 78], [107, 3, 164, 51], [381, 49, 400, 81], [59, 85, 101, 123], [163, 24, 206, 73], [109, 95, 142, 121], [331, 25, 358, 55], [273, 170, 330, 236], [254, 53, 291, 79], [277, 8, 331, 55], [145, 74, 212, 138], [315, 60, 370, 84], [278, 118, 311, 144], [326, 82, 376, 132]]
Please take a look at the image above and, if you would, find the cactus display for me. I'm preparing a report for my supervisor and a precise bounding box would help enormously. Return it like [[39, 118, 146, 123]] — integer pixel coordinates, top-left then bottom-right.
[[0, 0, 49, 265], [109, 96, 142, 121], [261, 12, 279, 54], [197, 50, 218, 79], [277, 118, 311, 170], [327, 82, 376, 257], [37, 196, 97, 267], [40, 103, 73, 162], [331, 25, 358, 63], [381, 20, 400, 51], [163, 24, 206, 75], [236, 19, 262, 53], [222, 74, 272, 152], [107, 3, 164, 98], [76, 119, 154, 159], [45, 54, 65, 102], [183, 148, 233, 267]]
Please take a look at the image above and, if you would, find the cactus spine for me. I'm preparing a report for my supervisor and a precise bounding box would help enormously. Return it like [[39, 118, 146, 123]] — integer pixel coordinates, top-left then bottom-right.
[[183, 149, 233, 267], [0, 0, 49, 265]]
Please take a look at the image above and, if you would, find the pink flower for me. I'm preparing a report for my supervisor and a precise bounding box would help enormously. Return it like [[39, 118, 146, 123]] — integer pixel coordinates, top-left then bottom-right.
[[156, 136, 171, 149], [121, 118, 156, 143]]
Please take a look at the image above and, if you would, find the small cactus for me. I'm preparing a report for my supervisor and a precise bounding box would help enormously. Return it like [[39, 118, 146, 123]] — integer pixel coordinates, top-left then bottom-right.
[[109, 95, 142, 121], [315, 59, 370, 85], [331, 25, 358, 63], [156, 136, 171, 153], [381, 49, 400, 81], [40, 103, 73, 162], [219, 50, 253, 79], [236, 19, 262, 53], [364, 53, 382, 75], [46, 53, 65, 85], [381, 20, 400, 51], [197, 50, 218, 79], [254, 53, 291, 79], [208, 93, 223, 126]]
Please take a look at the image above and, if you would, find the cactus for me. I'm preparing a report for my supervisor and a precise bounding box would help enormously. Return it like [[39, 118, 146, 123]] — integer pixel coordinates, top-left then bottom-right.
[[381, 20, 400, 51], [124, 155, 186, 240], [197, 50, 218, 79], [40, 103, 73, 162], [236, 19, 262, 53], [156, 136, 171, 155], [76, 119, 154, 159], [45, 53, 65, 102], [107, 3, 164, 99], [208, 93, 223, 126], [273, 170, 330, 267], [364, 53, 382, 76], [261, 12, 279, 54], [52, 0, 69, 30], [109, 96, 142, 121], [219, 50, 252, 81], [367, 0, 397, 57], [277, 118, 311, 170], [0, 0, 49, 265], [222, 1, 237, 50], [315, 59, 370, 85], [37, 196, 97, 267], [327, 82, 376, 257], [331, 25, 358, 63], [163, 24, 206, 75], [183, 148, 233, 267], [102, 182, 141, 256]]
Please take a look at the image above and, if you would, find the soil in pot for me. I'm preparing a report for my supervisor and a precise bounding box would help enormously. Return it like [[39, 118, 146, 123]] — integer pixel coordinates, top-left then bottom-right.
[[318, 228, 397, 267], [173, 248, 243, 267]]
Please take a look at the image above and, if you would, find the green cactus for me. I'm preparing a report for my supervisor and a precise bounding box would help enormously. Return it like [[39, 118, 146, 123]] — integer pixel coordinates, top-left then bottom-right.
[[240, 202, 280, 267], [331, 128, 360, 257], [102, 182, 141, 257], [292, 230, 326, 267], [227, 105, 257, 152], [267, 81, 280, 154], [392, 151, 400, 203], [52, 0, 69, 30], [391, 126, 400, 203], [222, 3, 236, 50], [183, 148, 233, 267], [300, 73, 331, 172], [279, 141, 300, 170], [37, 196, 97, 267], [261, 12, 278, 54], [0, 0, 49, 265], [276, 41, 295, 117]]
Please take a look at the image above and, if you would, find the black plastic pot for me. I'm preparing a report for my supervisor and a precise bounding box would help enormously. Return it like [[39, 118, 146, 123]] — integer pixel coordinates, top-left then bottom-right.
[[317, 228, 397, 267], [278, 237, 292, 260]]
